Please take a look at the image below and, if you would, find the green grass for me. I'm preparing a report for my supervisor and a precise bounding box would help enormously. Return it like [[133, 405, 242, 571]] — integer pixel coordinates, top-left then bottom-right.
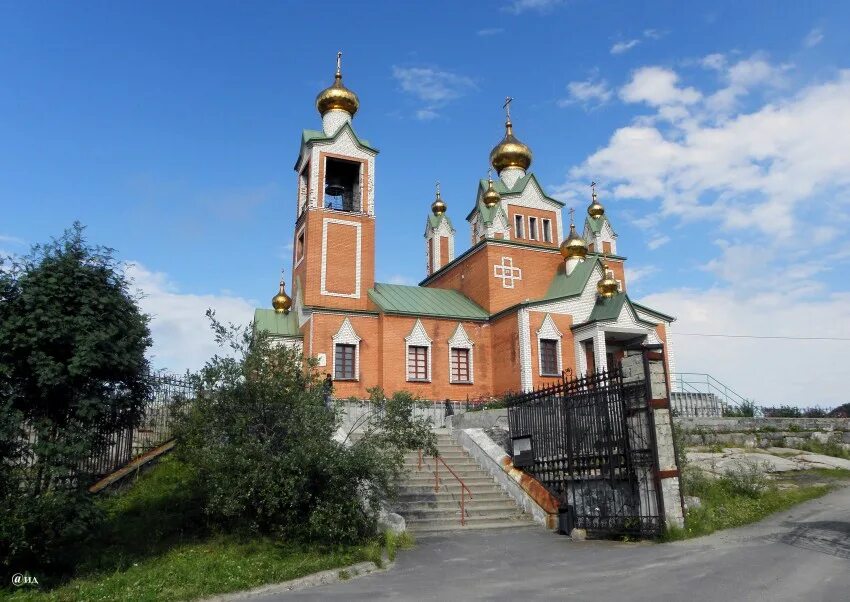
[[664, 465, 839, 541], [4, 455, 395, 602], [793, 438, 850, 460]]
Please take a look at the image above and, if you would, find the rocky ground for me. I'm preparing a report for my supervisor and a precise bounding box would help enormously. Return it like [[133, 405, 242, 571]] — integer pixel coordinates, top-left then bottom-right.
[[686, 447, 850, 476]]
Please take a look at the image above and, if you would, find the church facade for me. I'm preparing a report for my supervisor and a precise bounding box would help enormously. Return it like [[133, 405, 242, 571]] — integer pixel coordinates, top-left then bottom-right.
[[256, 55, 676, 401]]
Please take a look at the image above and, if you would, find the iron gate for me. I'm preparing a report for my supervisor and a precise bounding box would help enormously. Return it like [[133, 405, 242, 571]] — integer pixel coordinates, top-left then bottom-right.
[[507, 363, 663, 537]]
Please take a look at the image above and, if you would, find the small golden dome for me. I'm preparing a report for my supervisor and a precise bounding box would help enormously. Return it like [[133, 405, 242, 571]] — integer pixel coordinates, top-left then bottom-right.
[[588, 182, 604, 219], [316, 52, 359, 117], [560, 222, 588, 260], [272, 274, 292, 314], [596, 261, 619, 298], [489, 119, 532, 173], [482, 171, 501, 208], [431, 182, 447, 216]]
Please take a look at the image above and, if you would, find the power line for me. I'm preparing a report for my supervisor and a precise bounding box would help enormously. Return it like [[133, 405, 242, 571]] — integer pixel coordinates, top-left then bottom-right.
[[672, 332, 850, 341]]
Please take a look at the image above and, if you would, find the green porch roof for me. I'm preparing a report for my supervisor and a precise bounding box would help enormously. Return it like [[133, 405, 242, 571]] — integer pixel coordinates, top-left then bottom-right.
[[368, 283, 489, 320], [253, 308, 302, 338], [588, 292, 628, 322], [543, 257, 602, 300]]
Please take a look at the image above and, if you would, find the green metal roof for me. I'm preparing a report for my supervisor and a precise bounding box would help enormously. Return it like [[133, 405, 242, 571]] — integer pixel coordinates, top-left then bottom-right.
[[253, 308, 302, 338], [586, 215, 609, 235], [427, 212, 454, 230], [368, 283, 489, 320], [542, 257, 602, 300], [632, 301, 676, 322], [299, 122, 378, 153], [466, 173, 564, 222], [588, 292, 628, 322]]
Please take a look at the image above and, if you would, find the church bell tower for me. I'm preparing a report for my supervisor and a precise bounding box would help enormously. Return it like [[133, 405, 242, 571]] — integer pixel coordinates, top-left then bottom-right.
[[291, 53, 378, 311]]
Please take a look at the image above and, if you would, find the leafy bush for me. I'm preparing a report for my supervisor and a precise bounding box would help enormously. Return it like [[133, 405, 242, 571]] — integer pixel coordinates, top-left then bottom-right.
[[175, 316, 435, 547], [0, 224, 152, 575], [723, 400, 757, 417]]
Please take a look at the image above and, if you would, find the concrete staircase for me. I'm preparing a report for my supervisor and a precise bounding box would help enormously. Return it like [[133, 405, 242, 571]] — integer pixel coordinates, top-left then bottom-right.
[[394, 431, 534, 534]]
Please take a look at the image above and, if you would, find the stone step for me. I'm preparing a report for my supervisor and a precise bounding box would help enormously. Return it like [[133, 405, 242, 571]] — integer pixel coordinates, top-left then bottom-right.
[[401, 506, 522, 520], [397, 489, 510, 502], [403, 465, 494, 478], [397, 499, 519, 514], [397, 484, 505, 498], [400, 475, 497, 487], [407, 515, 535, 533]]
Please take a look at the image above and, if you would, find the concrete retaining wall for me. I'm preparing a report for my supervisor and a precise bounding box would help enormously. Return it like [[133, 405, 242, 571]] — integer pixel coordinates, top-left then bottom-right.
[[675, 416, 850, 449], [452, 428, 559, 530], [446, 409, 508, 430]]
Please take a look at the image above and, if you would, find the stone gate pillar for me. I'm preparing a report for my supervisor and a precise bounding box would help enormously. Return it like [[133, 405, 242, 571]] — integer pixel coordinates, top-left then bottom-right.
[[622, 347, 685, 531]]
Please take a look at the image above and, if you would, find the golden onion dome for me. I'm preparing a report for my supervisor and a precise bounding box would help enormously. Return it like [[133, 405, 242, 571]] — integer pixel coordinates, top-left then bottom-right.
[[272, 274, 292, 314], [560, 222, 588, 260], [431, 182, 447, 216], [596, 261, 619, 298], [588, 182, 605, 219], [316, 52, 359, 117], [489, 118, 532, 173], [482, 171, 501, 208]]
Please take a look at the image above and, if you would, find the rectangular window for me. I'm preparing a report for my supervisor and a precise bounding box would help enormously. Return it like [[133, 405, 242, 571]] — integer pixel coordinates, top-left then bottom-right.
[[540, 339, 559, 376], [407, 345, 429, 381], [529, 217, 538, 240], [451, 348, 471, 383], [514, 215, 524, 238], [542, 219, 552, 243], [334, 344, 356, 380], [296, 231, 305, 262]]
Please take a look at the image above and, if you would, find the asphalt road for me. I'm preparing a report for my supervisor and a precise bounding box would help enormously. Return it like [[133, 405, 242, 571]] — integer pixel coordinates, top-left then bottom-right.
[[252, 486, 850, 601]]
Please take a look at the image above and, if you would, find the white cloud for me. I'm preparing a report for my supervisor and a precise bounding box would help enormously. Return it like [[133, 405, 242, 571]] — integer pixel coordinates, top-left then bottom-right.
[[565, 68, 850, 237], [619, 66, 702, 106], [642, 287, 850, 406], [803, 28, 824, 48], [387, 274, 415, 286], [502, 0, 564, 14], [705, 54, 790, 113], [558, 78, 612, 108], [611, 39, 640, 55], [392, 66, 477, 120], [626, 265, 658, 285], [477, 28, 504, 36], [643, 29, 665, 40], [125, 262, 256, 374], [647, 235, 670, 250]]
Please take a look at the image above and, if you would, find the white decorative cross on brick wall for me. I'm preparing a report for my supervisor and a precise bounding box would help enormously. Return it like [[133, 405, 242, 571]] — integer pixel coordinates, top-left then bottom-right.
[[493, 256, 522, 289]]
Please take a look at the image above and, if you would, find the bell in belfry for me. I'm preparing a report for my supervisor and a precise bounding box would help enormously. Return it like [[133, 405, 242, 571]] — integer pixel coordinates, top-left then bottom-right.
[[325, 175, 346, 197]]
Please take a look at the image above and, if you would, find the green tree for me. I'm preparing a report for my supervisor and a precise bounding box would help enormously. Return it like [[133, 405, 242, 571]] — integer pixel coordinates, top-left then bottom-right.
[[0, 223, 152, 573], [176, 314, 435, 546]]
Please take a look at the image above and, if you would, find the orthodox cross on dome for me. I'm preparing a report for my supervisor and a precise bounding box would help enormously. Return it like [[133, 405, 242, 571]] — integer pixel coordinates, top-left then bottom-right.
[[336, 51, 342, 76], [569, 207, 576, 225], [493, 256, 522, 289], [591, 181, 598, 199], [436, 180, 440, 196], [503, 96, 513, 122]]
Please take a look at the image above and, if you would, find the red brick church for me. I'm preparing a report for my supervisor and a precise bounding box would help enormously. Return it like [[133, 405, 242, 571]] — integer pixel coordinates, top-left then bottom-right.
[[256, 54, 675, 400]]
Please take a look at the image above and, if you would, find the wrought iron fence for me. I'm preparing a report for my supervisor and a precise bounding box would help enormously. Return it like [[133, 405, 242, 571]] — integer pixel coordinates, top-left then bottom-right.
[[507, 368, 663, 538], [81, 374, 194, 479]]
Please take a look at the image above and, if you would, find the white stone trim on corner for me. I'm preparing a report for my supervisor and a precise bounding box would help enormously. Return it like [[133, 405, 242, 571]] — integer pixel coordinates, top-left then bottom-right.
[[518, 308, 533, 391], [332, 317, 361, 381], [448, 323, 474, 384], [320, 217, 362, 299], [405, 318, 433, 382], [536, 313, 563, 377]]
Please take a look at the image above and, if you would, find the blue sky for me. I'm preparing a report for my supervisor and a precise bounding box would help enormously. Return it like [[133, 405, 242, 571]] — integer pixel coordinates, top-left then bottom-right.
[[2, 1, 849, 404]]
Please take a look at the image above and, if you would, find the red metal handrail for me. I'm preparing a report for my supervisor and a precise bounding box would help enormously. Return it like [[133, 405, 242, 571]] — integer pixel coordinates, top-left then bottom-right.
[[417, 449, 473, 526]]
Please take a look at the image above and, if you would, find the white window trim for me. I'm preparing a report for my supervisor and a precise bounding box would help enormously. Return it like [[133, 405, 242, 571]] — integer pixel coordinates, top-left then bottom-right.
[[448, 323, 474, 384], [332, 317, 361, 381], [405, 318, 432, 382], [294, 224, 307, 269], [528, 216, 538, 241], [513, 213, 525, 239], [537, 313, 563, 377], [542, 218, 552, 243]]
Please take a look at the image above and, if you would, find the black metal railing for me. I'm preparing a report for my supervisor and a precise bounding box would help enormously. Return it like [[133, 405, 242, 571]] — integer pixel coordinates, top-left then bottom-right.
[[81, 374, 194, 479], [507, 368, 663, 538]]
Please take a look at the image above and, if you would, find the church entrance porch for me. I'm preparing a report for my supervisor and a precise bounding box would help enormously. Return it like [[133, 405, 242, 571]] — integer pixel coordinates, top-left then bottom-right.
[[575, 325, 652, 378]]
